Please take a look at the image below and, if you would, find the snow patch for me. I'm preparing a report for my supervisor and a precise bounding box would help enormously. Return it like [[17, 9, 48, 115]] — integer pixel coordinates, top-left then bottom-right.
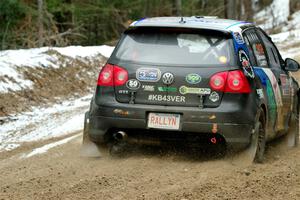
[[0, 95, 91, 152], [0, 45, 114, 93], [23, 134, 80, 158]]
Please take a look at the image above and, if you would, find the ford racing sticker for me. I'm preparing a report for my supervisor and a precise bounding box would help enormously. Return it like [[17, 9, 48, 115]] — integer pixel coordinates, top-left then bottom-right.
[[136, 68, 161, 82]]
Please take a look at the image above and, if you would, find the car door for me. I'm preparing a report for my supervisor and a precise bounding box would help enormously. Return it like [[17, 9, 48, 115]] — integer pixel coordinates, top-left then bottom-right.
[[242, 28, 281, 137], [256, 28, 292, 132]]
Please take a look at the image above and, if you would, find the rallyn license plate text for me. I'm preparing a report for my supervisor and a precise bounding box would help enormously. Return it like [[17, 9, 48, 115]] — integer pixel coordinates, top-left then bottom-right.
[[148, 113, 180, 130]]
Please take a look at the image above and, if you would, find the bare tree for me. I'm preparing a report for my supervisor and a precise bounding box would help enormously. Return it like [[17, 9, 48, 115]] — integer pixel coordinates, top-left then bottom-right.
[[38, 0, 43, 47], [225, 0, 237, 19], [174, 0, 182, 16], [239, 0, 253, 21]]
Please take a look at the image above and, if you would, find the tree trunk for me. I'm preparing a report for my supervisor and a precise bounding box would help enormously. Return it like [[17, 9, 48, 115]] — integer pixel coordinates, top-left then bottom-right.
[[239, 0, 253, 21], [225, 0, 236, 19], [174, 0, 182, 16], [244, 0, 253, 21], [38, 0, 43, 47]]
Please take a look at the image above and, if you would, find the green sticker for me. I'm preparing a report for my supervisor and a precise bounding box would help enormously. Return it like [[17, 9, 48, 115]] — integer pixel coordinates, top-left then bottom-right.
[[186, 73, 201, 84], [158, 87, 177, 92]]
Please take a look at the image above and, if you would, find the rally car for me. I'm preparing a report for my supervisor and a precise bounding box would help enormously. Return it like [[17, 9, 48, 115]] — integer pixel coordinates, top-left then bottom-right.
[[81, 16, 299, 162]]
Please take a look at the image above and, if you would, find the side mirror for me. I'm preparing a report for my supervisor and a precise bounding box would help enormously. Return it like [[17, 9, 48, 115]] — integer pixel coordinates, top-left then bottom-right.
[[285, 58, 299, 72]]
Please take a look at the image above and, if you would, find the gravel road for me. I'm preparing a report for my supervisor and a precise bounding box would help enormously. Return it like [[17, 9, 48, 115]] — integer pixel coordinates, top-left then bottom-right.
[[0, 130, 299, 200]]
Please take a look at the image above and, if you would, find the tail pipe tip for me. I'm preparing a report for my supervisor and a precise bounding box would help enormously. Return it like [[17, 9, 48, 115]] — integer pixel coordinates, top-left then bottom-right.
[[114, 131, 127, 141]]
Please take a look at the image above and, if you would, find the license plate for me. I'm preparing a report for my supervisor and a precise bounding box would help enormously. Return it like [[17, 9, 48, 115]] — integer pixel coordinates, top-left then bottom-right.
[[147, 113, 180, 130]]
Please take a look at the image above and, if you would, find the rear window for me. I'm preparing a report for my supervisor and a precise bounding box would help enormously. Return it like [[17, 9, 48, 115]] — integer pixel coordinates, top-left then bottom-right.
[[113, 28, 234, 66]]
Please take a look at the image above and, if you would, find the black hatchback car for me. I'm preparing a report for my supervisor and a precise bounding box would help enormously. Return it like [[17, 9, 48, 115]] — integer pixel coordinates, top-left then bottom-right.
[[82, 17, 299, 162]]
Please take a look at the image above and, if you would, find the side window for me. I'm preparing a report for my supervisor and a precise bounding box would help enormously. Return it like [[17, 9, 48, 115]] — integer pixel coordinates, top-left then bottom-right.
[[243, 30, 268, 67], [243, 35, 256, 66], [256, 29, 282, 70]]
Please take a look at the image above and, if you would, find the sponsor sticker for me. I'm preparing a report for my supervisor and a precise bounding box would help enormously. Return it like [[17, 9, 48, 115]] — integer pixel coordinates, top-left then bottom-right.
[[118, 90, 129, 94], [233, 32, 244, 44], [185, 73, 201, 84], [142, 85, 155, 92], [148, 94, 185, 103], [126, 79, 140, 90], [209, 91, 220, 102], [280, 74, 290, 95], [238, 49, 255, 78], [179, 86, 211, 95], [256, 89, 264, 99], [158, 87, 177, 92], [136, 68, 161, 82]]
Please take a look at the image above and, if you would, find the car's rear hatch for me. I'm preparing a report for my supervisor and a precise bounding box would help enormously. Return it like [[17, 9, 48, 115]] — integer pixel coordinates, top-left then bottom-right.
[[108, 27, 238, 108]]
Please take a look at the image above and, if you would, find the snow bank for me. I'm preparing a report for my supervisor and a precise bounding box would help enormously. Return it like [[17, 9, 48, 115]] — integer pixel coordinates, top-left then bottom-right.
[[0, 45, 114, 93], [0, 94, 91, 152]]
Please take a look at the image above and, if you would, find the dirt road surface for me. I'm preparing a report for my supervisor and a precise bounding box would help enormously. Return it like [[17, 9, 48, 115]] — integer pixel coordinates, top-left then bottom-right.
[[0, 131, 299, 200]]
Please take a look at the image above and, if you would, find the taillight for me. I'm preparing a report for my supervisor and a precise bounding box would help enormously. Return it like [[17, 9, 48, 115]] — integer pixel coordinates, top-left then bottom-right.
[[97, 64, 128, 86], [210, 71, 228, 91], [209, 70, 251, 93], [98, 64, 114, 86], [225, 70, 250, 93], [113, 65, 128, 86]]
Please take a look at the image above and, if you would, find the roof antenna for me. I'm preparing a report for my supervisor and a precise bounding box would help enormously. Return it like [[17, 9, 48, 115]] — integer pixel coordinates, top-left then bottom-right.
[[179, 16, 185, 24]]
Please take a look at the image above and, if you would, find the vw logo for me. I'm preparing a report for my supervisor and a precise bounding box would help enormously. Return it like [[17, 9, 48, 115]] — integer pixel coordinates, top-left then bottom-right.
[[162, 72, 174, 85]]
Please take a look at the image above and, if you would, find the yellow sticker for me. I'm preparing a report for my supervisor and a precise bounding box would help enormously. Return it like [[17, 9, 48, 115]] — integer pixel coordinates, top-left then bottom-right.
[[219, 56, 227, 63]]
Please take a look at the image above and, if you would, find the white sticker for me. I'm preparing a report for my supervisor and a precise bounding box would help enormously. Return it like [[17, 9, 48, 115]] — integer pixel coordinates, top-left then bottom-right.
[[256, 89, 264, 99], [148, 94, 185, 103], [118, 90, 129, 94], [142, 85, 155, 92]]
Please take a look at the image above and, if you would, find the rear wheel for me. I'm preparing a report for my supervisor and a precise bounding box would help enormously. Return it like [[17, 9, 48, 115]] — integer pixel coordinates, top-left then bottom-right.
[[245, 108, 266, 163], [253, 121, 266, 163]]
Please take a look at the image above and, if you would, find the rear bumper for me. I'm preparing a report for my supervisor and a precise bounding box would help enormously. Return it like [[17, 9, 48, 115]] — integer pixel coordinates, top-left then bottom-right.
[[87, 98, 256, 149]]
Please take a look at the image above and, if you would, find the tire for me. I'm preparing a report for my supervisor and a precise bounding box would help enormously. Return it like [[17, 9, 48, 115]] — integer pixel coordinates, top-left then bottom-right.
[[287, 95, 299, 147], [253, 121, 266, 163], [247, 108, 266, 163]]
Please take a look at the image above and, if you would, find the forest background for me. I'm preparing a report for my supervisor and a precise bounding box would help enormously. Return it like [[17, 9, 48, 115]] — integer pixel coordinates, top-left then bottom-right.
[[1, 0, 300, 50]]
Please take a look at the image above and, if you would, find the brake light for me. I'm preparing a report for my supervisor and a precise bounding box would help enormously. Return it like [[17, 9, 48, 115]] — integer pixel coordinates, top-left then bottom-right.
[[97, 64, 128, 86], [209, 70, 251, 93], [210, 71, 228, 91], [113, 65, 128, 86], [225, 70, 251, 93]]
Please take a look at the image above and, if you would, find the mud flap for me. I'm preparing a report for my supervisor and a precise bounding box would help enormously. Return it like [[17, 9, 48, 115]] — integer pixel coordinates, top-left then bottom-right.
[[286, 114, 299, 147], [234, 108, 265, 164], [80, 112, 102, 157]]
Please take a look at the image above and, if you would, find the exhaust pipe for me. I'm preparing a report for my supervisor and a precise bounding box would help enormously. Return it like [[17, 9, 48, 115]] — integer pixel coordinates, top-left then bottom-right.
[[113, 131, 161, 145], [113, 131, 128, 141]]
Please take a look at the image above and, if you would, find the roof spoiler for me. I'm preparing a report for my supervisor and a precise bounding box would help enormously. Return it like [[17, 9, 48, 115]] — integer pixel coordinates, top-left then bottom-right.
[[192, 16, 218, 19]]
